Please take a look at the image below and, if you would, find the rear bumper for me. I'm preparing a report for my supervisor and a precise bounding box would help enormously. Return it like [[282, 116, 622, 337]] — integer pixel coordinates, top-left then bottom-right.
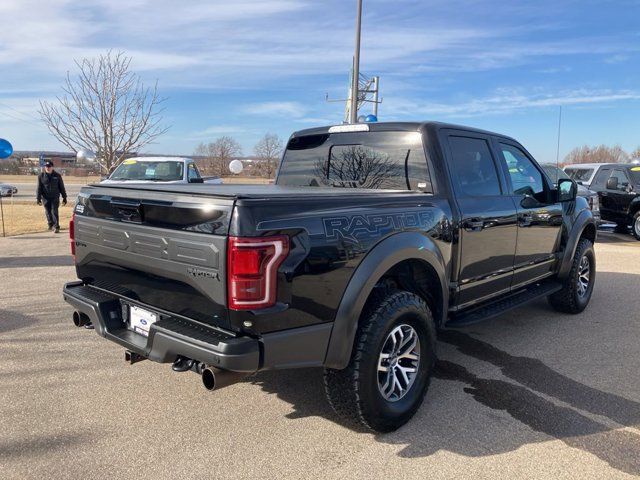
[[63, 281, 260, 372], [62, 282, 333, 372]]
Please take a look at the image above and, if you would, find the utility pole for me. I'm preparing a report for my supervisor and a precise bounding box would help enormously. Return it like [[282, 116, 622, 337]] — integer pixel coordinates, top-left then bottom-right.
[[327, 1, 381, 122], [372, 76, 379, 118], [349, 0, 363, 124]]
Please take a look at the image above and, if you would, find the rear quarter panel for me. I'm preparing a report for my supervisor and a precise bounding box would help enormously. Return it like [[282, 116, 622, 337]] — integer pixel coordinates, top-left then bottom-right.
[[231, 193, 453, 334]]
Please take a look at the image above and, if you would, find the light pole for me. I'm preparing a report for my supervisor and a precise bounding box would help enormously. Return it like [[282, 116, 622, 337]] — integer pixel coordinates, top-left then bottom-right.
[[349, 0, 363, 124]]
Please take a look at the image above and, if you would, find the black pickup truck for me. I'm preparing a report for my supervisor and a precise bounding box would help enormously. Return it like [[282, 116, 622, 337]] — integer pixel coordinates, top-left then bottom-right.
[[63, 121, 597, 432]]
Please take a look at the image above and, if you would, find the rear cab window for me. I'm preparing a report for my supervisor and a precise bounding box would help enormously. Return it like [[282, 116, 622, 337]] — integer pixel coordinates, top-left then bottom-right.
[[277, 131, 433, 192]]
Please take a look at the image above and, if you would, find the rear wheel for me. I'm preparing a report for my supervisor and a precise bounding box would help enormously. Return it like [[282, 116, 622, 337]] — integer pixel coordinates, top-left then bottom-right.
[[323, 290, 436, 432], [632, 212, 640, 241], [548, 238, 596, 313]]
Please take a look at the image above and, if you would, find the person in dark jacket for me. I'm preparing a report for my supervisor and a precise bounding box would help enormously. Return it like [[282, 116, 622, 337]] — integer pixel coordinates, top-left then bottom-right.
[[36, 161, 67, 233]]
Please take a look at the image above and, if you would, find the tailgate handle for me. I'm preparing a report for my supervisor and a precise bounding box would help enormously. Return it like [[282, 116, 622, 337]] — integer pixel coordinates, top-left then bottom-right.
[[111, 200, 143, 223]]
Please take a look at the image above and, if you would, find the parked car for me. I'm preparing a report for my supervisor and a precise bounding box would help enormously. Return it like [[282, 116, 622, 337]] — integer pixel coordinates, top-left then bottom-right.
[[588, 164, 640, 239], [0, 183, 18, 197], [563, 163, 609, 188], [63, 122, 596, 432], [102, 157, 223, 185], [541, 164, 600, 223]]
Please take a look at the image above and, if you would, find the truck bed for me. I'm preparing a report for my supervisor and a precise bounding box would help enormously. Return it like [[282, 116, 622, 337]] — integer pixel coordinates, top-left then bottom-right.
[[85, 182, 422, 199]]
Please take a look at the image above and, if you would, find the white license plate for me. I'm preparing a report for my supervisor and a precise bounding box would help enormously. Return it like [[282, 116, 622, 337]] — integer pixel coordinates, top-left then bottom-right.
[[129, 305, 157, 337]]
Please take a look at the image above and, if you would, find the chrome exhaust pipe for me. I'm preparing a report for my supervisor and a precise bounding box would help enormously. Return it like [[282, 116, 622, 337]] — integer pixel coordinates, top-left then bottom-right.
[[201, 366, 249, 391], [72, 311, 90, 327]]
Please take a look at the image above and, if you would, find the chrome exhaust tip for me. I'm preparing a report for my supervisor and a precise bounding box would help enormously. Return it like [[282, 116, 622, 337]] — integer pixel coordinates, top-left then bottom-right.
[[72, 311, 90, 327]]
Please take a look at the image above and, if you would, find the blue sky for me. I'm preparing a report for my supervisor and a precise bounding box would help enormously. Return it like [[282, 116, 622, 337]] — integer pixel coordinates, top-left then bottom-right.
[[0, 0, 639, 162]]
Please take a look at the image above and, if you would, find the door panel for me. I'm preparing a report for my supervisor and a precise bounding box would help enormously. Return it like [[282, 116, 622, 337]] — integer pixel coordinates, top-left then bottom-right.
[[456, 197, 518, 304], [445, 133, 517, 307], [496, 141, 562, 288], [604, 169, 631, 223]]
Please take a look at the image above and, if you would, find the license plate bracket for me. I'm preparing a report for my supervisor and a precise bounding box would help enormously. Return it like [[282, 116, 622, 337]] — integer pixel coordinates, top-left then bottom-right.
[[128, 305, 158, 337]]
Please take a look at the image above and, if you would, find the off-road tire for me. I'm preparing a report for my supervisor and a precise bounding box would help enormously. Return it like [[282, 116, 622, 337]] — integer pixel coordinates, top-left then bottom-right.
[[323, 290, 436, 433], [548, 238, 596, 313], [632, 211, 640, 241]]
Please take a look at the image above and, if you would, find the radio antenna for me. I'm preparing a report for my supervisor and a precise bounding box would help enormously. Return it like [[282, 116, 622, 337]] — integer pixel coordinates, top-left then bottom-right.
[[555, 105, 562, 170]]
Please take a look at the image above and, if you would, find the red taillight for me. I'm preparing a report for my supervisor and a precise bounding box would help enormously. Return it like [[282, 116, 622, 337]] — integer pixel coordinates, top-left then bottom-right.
[[69, 213, 76, 258], [227, 235, 289, 310]]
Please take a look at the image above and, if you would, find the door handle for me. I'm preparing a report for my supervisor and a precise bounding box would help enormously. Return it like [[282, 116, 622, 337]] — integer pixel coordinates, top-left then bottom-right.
[[463, 219, 484, 231]]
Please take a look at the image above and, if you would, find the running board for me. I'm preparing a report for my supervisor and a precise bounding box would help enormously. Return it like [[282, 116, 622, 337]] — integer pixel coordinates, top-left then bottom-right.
[[446, 280, 563, 328]]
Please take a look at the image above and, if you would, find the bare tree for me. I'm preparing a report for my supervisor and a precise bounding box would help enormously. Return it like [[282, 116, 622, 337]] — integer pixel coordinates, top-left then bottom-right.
[[314, 146, 401, 189], [631, 147, 640, 160], [39, 51, 168, 172], [193, 136, 242, 176], [564, 145, 629, 165], [253, 133, 283, 178]]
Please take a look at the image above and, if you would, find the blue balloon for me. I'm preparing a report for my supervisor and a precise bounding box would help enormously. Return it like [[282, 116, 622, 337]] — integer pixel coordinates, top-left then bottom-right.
[[364, 114, 378, 123], [0, 138, 13, 159]]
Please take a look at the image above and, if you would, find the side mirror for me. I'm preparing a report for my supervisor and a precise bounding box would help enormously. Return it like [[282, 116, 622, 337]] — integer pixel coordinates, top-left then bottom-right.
[[606, 177, 618, 190], [558, 178, 577, 202], [188, 177, 204, 184], [521, 195, 540, 209]]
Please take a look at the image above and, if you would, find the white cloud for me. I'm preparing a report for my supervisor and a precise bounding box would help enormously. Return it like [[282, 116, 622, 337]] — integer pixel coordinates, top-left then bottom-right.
[[242, 101, 307, 118], [187, 125, 246, 139], [385, 89, 640, 118]]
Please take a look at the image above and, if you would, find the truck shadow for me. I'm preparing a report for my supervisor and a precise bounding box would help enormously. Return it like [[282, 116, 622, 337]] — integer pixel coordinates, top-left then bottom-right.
[[251, 271, 640, 476], [0, 255, 73, 268], [0, 309, 39, 333]]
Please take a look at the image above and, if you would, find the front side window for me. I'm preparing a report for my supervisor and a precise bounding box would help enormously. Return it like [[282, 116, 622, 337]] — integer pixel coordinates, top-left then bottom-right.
[[277, 131, 432, 192], [592, 168, 611, 187], [541, 164, 570, 185], [500, 144, 545, 199], [448, 136, 501, 196], [609, 170, 630, 190], [188, 163, 201, 180]]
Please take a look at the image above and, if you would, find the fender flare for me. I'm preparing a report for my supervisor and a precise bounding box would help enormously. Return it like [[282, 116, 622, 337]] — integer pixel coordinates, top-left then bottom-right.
[[323, 231, 448, 370], [629, 196, 640, 217], [558, 209, 596, 279]]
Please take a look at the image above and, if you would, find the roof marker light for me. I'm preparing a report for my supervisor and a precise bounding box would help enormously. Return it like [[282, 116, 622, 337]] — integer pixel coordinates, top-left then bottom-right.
[[328, 124, 370, 134]]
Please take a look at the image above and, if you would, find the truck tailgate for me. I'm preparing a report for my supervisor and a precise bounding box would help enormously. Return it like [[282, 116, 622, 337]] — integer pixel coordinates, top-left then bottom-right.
[[74, 186, 233, 330]]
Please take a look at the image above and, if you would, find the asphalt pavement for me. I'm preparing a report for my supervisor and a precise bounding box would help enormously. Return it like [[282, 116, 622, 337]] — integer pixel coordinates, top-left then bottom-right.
[[1, 230, 639, 479]]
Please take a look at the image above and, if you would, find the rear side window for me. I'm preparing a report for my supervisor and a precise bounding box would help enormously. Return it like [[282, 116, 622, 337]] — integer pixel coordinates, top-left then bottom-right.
[[565, 168, 594, 182], [448, 136, 501, 196], [278, 131, 432, 192]]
